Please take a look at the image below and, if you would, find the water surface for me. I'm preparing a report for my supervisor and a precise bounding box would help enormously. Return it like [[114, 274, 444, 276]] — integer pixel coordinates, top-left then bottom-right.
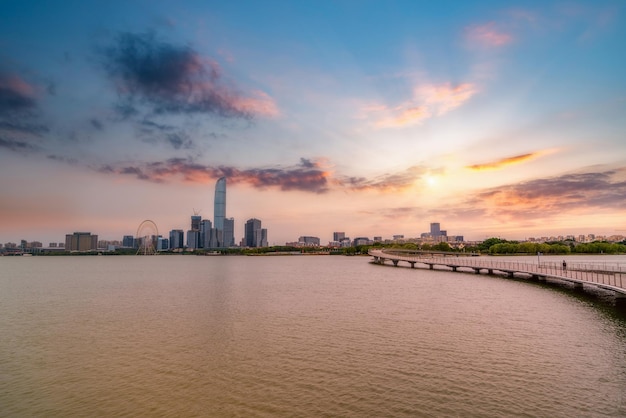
[[1, 255, 625, 416]]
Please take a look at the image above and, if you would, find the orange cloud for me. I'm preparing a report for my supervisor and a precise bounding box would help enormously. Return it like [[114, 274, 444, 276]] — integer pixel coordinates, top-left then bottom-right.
[[466, 152, 541, 171], [417, 83, 478, 115], [366, 82, 477, 128], [375, 105, 431, 128], [465, 22, 513, 47]]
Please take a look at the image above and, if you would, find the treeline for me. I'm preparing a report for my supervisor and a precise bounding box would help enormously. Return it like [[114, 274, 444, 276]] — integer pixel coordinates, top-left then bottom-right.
[[358, 237, 626, 256], [487, 241, 626, 255]]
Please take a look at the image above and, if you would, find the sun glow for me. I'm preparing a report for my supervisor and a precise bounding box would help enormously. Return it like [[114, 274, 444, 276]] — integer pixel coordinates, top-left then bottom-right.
[[425, 175, 438, 187]]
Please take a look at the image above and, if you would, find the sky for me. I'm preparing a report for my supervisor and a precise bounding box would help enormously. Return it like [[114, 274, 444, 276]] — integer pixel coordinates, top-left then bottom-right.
[[1, 0, 625, 245]]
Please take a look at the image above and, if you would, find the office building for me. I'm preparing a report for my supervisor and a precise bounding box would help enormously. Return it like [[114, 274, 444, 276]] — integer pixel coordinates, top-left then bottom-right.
[[200, 219, 212, 248], [333, 232, 345, 242], [223, 217, 235, 247], [191, 215, 201, 232], [65, 232, 98, 252], [299, 236, 320, 246], [244, 218, 266, 247], [187, 230, 200, 249], [430, 223, 441, 238], [169, 229, 184, 249], [122, 235, 135, 248]]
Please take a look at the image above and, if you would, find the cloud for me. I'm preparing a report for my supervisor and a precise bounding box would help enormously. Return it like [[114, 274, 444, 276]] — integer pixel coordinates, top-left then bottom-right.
[[0, 73, 37, 112], [90, 118, 104, 131], [99, 31, 278, 119], [463, 168, 626, 222], [466, 152, 542, 171], [417, 83, 478, 115], [375, 106, 431, 128], [0, 136, 39, 152], [465, 22, 513, 47], [337, 166, 428, 191], [97, 157, 331, 193], [0, 72, 48, 150], [367, 82, 477, 128]]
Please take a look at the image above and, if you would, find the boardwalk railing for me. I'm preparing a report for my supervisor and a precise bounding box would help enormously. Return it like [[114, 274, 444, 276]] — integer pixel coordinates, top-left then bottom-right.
[[369, 249, 626, 295]]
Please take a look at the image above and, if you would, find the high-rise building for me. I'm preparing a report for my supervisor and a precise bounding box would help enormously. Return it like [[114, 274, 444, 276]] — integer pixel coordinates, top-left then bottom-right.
[[333, 232, 345, 241], [430, 223, 441, 238], [223, 217, 235, 247], [169, 229, 184, 249], [187, 230, 200, 249], [122, 235, 135, 248], [244, 218, 263, 247], [191, 215, 201, 232], [214, 177, 226, 232], [207, 228, 222, 248], [200, 219, 212, 248], [65, 232, 98, 251]]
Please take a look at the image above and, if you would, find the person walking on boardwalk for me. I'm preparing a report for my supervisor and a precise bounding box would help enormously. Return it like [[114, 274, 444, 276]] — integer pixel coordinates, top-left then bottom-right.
[[562, 260, 567, 271]]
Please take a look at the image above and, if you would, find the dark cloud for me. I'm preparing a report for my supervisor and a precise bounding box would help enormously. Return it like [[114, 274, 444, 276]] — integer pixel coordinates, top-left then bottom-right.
[[299, 158, 316, 168], [0, 136, 38, 152], [135, 119, 194, 150], [338, 165, 427, 191], [99, 31, 276, 119], [47, 154, 78, 165], [90, 118, 104, 131], [166, 132, 193, 150], [0, 72, 48, 152], [461, 168, 626, 222], [0, 74, 37, 113], [97, 157, 329, 193]]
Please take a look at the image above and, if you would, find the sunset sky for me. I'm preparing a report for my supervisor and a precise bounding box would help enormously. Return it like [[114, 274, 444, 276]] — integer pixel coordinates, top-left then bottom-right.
[[1, 0, 625, 245]]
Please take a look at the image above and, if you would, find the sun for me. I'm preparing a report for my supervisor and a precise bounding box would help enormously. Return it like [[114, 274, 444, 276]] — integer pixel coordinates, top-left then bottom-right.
[[425, 175, 438, 187]]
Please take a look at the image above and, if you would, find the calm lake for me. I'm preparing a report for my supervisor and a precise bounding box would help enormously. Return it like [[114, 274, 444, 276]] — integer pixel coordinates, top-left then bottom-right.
[[1, 254, 625, 417]]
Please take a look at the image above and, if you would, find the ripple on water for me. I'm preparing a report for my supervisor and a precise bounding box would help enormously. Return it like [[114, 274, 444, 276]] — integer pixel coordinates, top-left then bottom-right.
[[1, 255, 625, 417]]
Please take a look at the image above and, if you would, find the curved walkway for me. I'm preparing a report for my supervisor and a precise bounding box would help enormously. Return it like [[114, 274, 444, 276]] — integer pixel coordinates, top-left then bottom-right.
[[369, 249, 626, 297]]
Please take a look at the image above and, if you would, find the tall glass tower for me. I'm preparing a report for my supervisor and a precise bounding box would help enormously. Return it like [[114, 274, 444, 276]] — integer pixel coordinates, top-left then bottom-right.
[[214, 177, 226, 232]]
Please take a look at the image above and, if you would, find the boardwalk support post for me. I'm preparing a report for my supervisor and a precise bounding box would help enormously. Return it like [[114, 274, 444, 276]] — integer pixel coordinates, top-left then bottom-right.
[[409, 262, 415, 269], [392, 260, 399, 267]]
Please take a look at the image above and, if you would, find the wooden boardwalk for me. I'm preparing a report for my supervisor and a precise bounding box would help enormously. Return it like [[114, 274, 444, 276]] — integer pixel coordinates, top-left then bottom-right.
[[369, 249, 626, 298]]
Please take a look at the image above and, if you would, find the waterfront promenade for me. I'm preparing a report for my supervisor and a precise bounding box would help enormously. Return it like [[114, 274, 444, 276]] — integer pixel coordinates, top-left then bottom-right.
[[369, 249, 626, 301]]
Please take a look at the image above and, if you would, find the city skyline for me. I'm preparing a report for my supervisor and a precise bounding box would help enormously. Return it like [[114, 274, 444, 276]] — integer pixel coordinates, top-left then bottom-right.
[[1, 1, 625, 245]]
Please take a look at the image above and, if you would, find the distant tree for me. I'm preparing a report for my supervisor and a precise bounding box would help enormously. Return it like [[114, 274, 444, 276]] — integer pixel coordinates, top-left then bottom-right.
[[479, 237, 507, 252], [433, 242, 451, 252]]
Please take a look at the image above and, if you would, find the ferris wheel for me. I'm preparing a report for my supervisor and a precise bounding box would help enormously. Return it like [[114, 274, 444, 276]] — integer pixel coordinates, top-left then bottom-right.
[[136, 219, 159, 255]]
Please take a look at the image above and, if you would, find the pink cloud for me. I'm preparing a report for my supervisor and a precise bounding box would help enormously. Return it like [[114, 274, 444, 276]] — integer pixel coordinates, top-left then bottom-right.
[[465, 22, 513, 47], [417, 83, 477, 115], [365, 82, 477, 128], [0, 74, 36, 97], [230, 90, 280, 117], [375, 105, 431, 128]]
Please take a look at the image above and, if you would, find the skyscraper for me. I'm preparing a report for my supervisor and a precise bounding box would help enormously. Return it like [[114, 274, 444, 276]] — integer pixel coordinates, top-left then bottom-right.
[[169, 229, 184, 249], [244, 218, 262, 247], [430, 222, 441, 238], [214, 177, 226, 232], [223, 217, 235, 247], [191, 215, 201, 231]]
